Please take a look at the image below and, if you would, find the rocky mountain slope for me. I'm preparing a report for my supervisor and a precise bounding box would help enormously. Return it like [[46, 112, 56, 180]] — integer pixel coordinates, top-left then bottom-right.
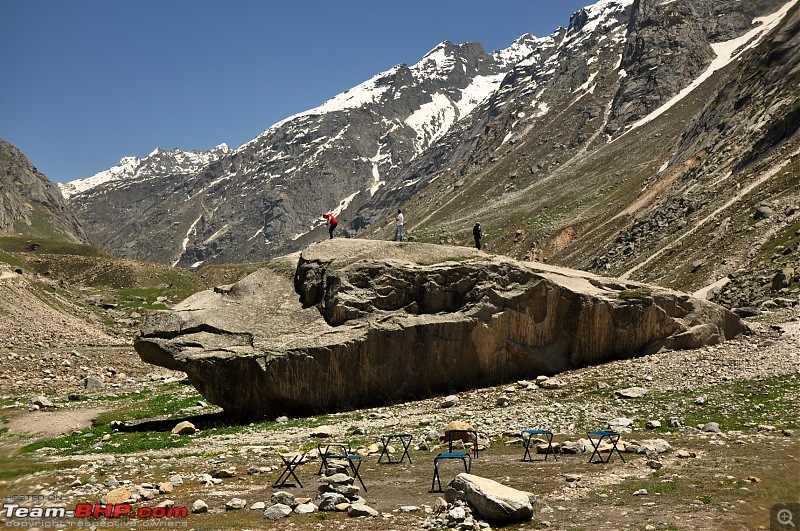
[[0, 138, 86, 242], [61, 0, 799, 311], [62, 37, 540, 267]]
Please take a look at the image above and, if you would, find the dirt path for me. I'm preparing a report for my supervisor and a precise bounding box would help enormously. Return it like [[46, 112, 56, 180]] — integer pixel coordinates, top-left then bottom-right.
[[4, 406, 109, 440]]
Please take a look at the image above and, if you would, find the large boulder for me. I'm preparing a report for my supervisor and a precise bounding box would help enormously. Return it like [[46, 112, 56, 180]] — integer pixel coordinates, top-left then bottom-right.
[[444, 473, 535, 523], [135, 239, 744, 420]]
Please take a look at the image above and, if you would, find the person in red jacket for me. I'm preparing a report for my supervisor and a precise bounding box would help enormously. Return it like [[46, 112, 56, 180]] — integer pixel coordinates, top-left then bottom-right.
[[323, 213, 338, 239]]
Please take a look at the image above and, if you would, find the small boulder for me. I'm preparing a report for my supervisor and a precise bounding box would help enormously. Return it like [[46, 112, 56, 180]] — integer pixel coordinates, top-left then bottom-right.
[[225, 498, 247, 511], [614, 386, 649, 398], [538, 379, 565, 390], [103, 487, 131, 505], [444, 473, 534, 524], [310, 425, 335, 438], [440, 395, 460, 408], [82, 376, 104, 390], [30, 396, 55, 408], [191, 500, 208, 514], [263, 503, 292, 520], [210, 467, 237, 478], [171, 421, 196, 435], [271, 491, 296, 506], [294, 502, 317, 514], [347, 503, 378, 517]]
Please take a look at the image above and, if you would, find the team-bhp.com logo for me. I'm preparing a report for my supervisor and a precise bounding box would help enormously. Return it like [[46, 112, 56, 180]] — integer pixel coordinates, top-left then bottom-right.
[[3, 497, 188, 527]]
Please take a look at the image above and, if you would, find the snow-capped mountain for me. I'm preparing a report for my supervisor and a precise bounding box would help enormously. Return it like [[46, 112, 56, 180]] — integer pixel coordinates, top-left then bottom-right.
[[61, 0, 799, 308], [62, 36, 544, 266], [59, 144, 231, 200]]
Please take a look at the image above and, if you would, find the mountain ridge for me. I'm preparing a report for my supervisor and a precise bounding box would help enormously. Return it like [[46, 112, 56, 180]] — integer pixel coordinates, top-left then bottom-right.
[[51, 0, 799, 312], [0, 138, 86, 242]]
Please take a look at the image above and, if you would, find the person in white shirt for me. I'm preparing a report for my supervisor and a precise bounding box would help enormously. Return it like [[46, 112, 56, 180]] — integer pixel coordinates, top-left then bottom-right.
[[394, 209, 405, 241]]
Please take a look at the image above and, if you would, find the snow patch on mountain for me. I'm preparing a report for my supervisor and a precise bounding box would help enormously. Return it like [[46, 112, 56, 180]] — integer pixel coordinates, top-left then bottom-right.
[[406, 93, 458, 150], [566, 0, 634, 46], [61, 144, 230, 200], [623, 0, 796, 135]]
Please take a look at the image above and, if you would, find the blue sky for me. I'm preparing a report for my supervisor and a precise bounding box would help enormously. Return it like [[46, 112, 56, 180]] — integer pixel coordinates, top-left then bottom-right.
[[1, 1, 590, 183]]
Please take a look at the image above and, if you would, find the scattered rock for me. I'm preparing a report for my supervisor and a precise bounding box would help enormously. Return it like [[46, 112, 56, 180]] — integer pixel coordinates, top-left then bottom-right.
[[294, 503, 317, 514], [702, 422, 721, 433], [444, 473, 534, 524], [347, 503, 378, 517], [646, 460, 663, 470], [695, 395, 707, 405], [29, 396, 54, 408], [263, 503, 293, 520], [271, 491, 295, 506], [103, 487, 131, 505], [645, 420, 661, 430], [636, 439, 672, 454], [82, 376, 104, 390], [668, 416, 684, 428], [191, 500, 208, 514], [440, 395, 460, 408], [210, 467, 237, 478], [171, 421, 196, 435], [310, 425, 335, 438], [225, 498, 247, 510], [614, 386, 649, 398], [539, 379, 565, 390]]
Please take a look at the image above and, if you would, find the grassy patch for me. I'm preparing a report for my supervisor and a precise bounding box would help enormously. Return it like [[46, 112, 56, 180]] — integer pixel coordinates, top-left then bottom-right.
[[91, 383, 204, 425], [20, 426, 194, 455], [618, 286, 654, 299], [0, 236, 107, 257]]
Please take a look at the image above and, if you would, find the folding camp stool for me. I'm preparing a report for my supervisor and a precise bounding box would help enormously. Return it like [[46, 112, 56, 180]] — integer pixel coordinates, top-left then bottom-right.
[[522, 429, 557, 461], [445, 429, 480, 459], [378, 433, 413, 464], [317, 443, 351, 474], [430, 452, 471, 493], [318, 443, 367, 491], [273, 452, 303, 488], [429, 428, 478, 492], [587, 430, 625, 463]]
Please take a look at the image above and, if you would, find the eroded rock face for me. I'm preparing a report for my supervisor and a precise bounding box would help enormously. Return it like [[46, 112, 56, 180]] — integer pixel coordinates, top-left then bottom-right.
[[134, 239, 744, 420]]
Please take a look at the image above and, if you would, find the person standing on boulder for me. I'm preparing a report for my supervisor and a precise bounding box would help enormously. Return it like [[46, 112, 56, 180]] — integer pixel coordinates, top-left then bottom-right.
[[394, 209, 405, 241], [473, 222, 483, 250], [323, 212, 338, 239]]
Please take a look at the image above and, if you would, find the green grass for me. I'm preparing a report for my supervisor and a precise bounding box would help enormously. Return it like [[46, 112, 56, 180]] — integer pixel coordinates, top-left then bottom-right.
[[17, 384, 362, 456], [90, 383, 204, 425], [618, 286, 654, 299], [9, 204, 79, 241], [0, 248, 27, 269], [0, 236, 107, 257], [627, 375, 800, 433], [115, 287, 187, 310]]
